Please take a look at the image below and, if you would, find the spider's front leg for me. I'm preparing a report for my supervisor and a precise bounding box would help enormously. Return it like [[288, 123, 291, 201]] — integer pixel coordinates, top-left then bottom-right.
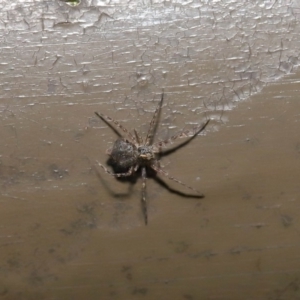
[[96, 160, 135, 177], [153, 119, 210, 152], [94, 112, 137, 144]]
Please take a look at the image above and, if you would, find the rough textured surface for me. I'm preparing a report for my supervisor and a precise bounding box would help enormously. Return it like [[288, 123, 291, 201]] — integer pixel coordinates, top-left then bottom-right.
[[0, 1, 300, 299]]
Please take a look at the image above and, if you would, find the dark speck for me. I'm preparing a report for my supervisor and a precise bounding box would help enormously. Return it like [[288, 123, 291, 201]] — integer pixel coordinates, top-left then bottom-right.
[[49, 164, 69, 179], [281, 214, 293, 227]]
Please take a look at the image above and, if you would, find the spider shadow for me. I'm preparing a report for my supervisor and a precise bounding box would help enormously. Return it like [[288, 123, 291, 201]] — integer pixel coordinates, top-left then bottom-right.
[[96, 157, 203, 201], [153, 124, 208, 198], [93, 158, 136, 200], [112, 158, 204, 199]]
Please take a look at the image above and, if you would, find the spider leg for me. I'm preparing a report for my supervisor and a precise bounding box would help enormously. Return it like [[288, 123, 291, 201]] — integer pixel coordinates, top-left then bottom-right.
[[95, 112, 136, 144], [134, 128, 144, 145], [96, 160, 135, 177], [153, 119, 210, 152], [151, 163, 204, 197], [145, 93, 164, 146], [141, 167, 148, 225]]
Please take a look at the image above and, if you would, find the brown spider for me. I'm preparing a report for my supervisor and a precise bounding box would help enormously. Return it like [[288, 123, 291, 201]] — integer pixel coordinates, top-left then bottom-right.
[[95, 93, 210, 224]]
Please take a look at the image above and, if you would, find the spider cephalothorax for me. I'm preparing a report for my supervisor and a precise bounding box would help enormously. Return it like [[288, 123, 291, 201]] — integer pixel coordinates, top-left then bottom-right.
[[95, 93, 210, 224]]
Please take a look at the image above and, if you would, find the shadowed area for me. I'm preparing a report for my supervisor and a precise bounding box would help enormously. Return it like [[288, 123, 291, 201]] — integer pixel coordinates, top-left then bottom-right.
[[0, 1, 300, 299]]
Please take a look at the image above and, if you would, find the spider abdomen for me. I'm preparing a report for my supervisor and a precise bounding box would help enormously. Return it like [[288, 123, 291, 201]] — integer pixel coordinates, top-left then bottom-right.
[[109, 138, 138, 168]]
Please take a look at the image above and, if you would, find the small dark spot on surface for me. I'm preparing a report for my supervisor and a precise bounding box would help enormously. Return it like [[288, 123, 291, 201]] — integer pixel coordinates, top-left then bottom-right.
[[157, 257, 169, 262], [49, 164, 69, 180], [132, 287, 147, 295], [73, 130, 85, 141], [121, 265, 131, 272], [245, 137, 259, 146], [255, 257, 262, 272], [252, 223, 265, 229], [199, 217, 209, 228], [0, 284, 8, 296], [189, 249, 217, 259], [7, 257, 20, 268], [109, 290, 117, 297], [30, 222, 41, 230], [47, 79, 58, 94], [88, 116, 101, 128], [71, 218, 96, 230], [28, 270, 43, 285], [60, 228, 73, 236], [28, 270, 58, 286], [229, 246, 247, 255], [77, 203, 95, 215], [295, 142, 300, 153], [242, 191, 252, 200], [169, 241, 190, 253], [126, 273, 132, 281], [281, 214, 293, 227], [0, 164, 22, 185], [32, 171, 46, 182], [183, 294, 194, 300], [60, 216, 96, 236], [55, 256, 66, 264], [269, 278, 300, 300], [234, 222, 266, 229], [108, 284, 117, 297], [121, 265, 133, 280]]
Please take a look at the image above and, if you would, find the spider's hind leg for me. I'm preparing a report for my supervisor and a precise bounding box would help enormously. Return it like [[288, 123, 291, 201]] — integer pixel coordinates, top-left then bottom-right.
[[96, 160, 135, 177], [151, 164, 204, 197], [153, 119, 210, 152]]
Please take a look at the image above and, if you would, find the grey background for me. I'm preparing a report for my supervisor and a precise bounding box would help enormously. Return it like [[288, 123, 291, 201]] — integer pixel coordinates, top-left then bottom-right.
[[0, 1, 299, 299]]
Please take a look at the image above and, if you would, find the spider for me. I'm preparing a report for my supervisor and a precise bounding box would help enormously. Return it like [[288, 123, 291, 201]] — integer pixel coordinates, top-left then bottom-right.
[[95, 93, 210, 224]]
